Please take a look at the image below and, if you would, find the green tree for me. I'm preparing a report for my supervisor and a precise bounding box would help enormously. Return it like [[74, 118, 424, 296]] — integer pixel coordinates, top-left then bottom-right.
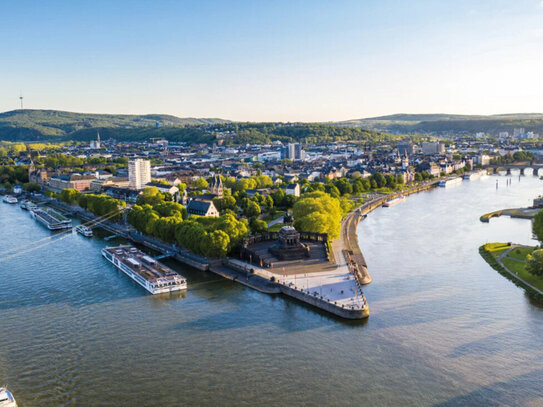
[[533, 209, 543, 243], [192, 177, 209, 190], [292, 191, 342, 239], [526, 249, 543, 277]]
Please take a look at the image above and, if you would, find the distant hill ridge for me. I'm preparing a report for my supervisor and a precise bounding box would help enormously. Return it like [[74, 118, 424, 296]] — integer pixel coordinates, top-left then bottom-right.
[[0, 109, 230, 140], [337, 113, 543, 133]]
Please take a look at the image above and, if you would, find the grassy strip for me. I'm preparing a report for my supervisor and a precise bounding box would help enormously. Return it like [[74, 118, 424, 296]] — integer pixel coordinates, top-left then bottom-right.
[[479, 245, 543, 303]]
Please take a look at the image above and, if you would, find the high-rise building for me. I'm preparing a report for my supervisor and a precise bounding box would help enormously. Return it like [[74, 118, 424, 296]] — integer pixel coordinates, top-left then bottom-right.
[[281, 143, 305, 160], [129, 159, 151, 190], [422, 142, 445, 155]]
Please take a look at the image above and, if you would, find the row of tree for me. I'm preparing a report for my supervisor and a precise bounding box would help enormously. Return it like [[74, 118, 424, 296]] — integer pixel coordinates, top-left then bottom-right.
[[58, 188, 126, 221]]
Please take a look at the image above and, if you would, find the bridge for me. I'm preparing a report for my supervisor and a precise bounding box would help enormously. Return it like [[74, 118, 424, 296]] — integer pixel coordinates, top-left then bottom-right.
[[486, 162, 543, 176]]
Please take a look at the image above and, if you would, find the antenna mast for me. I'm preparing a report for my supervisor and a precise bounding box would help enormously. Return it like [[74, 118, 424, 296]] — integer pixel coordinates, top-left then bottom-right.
[[19, 93, 24, 110]]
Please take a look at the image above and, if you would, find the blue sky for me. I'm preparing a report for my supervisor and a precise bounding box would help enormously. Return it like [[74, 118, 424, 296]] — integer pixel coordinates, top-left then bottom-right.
[[1, 0, 543, 121]]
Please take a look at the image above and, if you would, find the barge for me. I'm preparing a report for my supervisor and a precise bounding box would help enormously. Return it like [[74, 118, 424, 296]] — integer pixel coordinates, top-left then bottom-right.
[[31, 207, 72, 230], [382, 195, 406, 207], [439, 177, 462, 187], [463, 169, 488, 180], [101, 245, 187, 294]]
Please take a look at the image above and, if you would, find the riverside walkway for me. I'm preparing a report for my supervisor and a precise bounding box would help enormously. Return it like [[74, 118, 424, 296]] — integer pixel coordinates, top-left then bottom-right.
[[497, 245, 543, 297], [339, 181, 440, 286]]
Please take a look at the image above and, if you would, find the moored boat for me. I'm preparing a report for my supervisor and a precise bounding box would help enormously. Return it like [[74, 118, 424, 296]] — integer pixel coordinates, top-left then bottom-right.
[[75, 225, 93, 237], [439, 177, 462, 187], [31, 207, 72, 230], [2, 196, 18, 204], [382, 195, 406, 207], [102, 245, 187, 294], [0, 387, 17, 407]]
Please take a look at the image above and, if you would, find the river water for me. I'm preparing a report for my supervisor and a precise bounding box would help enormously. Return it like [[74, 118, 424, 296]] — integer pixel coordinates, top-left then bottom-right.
[[1, 173, 542, 406]]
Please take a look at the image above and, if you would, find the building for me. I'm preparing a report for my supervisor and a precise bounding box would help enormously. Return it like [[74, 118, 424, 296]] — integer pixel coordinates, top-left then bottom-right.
[[145, 182, 180, 202], [28, 160, 49, 186], [422, 142, 445, 155], [48, 174, 96, 192], [208, 175, 224, 198], [90, 132, 101, 149], [397, 141, 414, 156], [285, 183, 300, 197], [129, 159, 151, 190], [281, 143, 305, 160], [186, 200, 219, 217]]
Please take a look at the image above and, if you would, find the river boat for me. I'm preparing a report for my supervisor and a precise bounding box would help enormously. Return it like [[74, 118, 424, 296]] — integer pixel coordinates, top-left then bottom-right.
[[439, 177, 462, 187], [101, 245, 187, 294], [0, 387, 17, 407], [26, 202, 38, 212], [31, 207, 72, 230], [382, 195, 406, 207], [75, 225, 93, 237], [19, 200, 29, 210], [463, 169, 488, 180], [2, 196, 18, 204]]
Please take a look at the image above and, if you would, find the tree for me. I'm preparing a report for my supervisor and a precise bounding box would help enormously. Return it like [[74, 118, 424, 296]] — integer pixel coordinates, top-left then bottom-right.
[[23, 182, 41, 192], [243, 200, 261, 217], [192, 177, 209, 189], [213, 195, 237, 213], [292, 191, 342, 239], [395, 174, 404, 185], [204, 230, 230, 257], [250, 218, 268, 233], [533, 209, 543, 243], [414, 173, 423, 182], [334, 178, 353, 195], [526, 249, 543, 277], [59, 188, 81, 205], [137, 187, 165, 206], [385, 174, 396, 189], [372, 172, 386, 188]]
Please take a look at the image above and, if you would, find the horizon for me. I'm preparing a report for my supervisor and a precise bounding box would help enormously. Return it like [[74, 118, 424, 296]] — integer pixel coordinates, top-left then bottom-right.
[[2, 0, 543, 121], [3, 108, 543, 124]]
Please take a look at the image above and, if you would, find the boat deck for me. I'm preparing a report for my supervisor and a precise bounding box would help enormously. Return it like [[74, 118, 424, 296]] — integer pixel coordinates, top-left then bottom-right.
[[103, 246, 183, 284]]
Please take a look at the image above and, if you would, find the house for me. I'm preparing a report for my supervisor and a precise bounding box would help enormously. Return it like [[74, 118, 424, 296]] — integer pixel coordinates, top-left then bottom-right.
[[285, 183, 300, 197], [186, 200, 219, 217], [13, 185, 23, 195], [145, 182, 180, 202], [104, 187, 141, 204]]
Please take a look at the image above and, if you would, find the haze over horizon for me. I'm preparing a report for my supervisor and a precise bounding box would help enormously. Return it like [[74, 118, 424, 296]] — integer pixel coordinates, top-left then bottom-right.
[[2, 0, 543, 122]]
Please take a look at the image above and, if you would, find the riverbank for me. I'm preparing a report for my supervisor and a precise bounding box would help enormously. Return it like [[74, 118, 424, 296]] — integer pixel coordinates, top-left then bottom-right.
[[341, 180, 440, 285], [480, 207, 540, 222], [479, 243, 543, 302]]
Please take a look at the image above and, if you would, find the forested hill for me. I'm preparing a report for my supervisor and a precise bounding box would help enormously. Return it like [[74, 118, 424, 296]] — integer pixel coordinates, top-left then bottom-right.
[[338, 113, 543, 134], [0, 109, 395, 145], [0, 109, 229, 141]]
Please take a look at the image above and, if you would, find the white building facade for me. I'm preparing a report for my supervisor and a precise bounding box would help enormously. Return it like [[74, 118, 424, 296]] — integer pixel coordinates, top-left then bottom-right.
[[129, 159, 151, 190]]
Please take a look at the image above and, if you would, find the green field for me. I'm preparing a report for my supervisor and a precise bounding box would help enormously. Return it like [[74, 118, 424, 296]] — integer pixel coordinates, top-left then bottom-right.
[[481, 243, 543, 292]]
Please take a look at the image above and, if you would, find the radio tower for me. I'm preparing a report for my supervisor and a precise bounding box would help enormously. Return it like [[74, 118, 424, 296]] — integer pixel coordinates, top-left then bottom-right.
[[19, 93, 24, 110]]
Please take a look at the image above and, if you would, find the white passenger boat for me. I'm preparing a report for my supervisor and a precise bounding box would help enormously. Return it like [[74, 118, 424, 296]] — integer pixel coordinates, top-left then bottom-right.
[[438, 177, 462, 187], [2, 196, 18, 204], [382, 195, 406, 207], [0, 387, 17, 407], [463, 169, 488, 180], [31, 207, 72, 230], [75, 225, 93, 237], [102, 245, 187, 294]]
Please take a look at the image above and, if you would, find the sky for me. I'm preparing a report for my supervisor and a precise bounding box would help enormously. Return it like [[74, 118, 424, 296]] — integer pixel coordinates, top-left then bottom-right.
[[1, 0, 543, 122]]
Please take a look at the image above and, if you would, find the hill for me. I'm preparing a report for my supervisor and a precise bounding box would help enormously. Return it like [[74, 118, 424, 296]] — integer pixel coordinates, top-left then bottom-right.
[[0, 109, 230, 141], [338, 113, 543, 134]]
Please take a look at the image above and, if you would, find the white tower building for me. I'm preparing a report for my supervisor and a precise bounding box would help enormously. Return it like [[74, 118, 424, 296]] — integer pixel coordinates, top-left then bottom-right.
[[129, 159, 151, 190]]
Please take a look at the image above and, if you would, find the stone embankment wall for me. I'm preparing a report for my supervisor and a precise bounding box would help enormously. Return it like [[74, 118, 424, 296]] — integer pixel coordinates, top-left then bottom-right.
[[279, 284, 369, 319]]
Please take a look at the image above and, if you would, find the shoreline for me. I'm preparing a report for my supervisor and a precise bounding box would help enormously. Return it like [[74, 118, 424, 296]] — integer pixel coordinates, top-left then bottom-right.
[[479, 244, 543, 303], [342, 180, 440, 285], [27, 181, 439, 320]]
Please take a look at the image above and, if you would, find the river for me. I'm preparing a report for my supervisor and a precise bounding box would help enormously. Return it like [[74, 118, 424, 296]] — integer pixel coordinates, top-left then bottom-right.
[[1, 173, 542, 406]]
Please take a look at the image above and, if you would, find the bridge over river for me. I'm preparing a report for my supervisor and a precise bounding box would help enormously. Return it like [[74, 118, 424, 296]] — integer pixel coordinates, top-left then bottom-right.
[[486, 162, 543, 175]]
